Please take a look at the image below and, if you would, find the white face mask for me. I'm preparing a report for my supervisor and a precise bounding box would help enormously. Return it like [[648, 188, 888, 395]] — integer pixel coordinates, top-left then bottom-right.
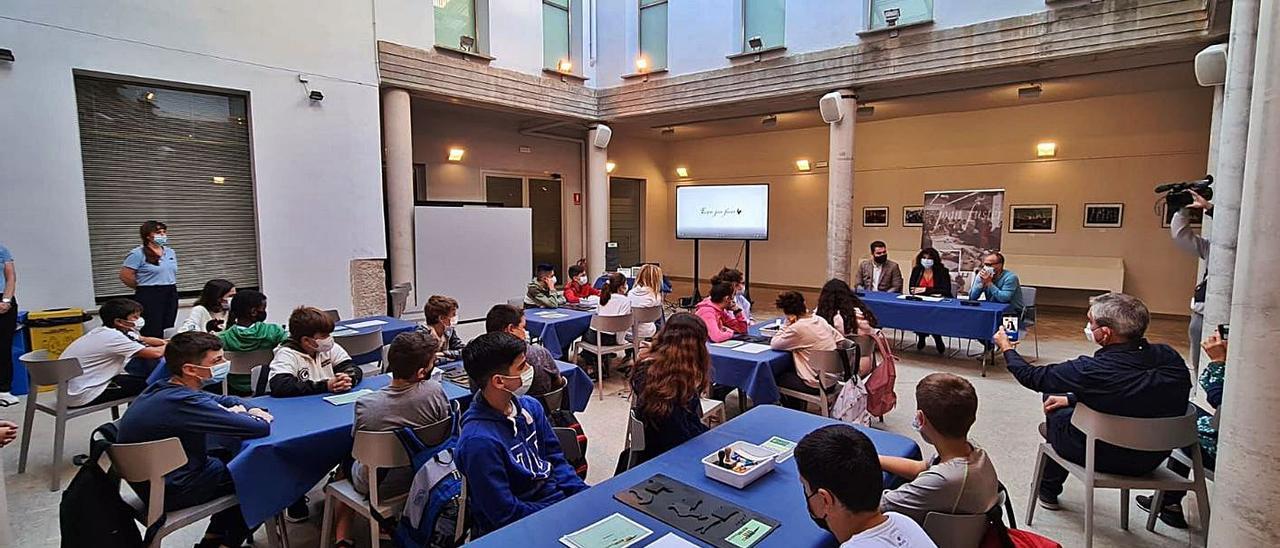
[[1084, 323, 1097, 344], [982, 265, 996, 276], [549, 276, 558, 287], [498, 367, 532, 397], [920, 259, 935, 269], [314, 336, 335, 353], [127, 317, 145, 332], [577, 275, 588, 284]]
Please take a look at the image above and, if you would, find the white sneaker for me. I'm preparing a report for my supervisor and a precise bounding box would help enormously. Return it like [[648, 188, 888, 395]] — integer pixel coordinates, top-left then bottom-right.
[[0, 392, 19, 406]]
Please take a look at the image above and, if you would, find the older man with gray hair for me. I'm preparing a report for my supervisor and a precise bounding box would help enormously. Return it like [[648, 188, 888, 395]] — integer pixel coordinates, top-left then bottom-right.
[[993, 292, 1192, 510]]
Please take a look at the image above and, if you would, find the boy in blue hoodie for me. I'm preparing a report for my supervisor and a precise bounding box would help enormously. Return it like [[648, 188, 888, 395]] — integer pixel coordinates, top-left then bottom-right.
[[457, 331, 588, 537]]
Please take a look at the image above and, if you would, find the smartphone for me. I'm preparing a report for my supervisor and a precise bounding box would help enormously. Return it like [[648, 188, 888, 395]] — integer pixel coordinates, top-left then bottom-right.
[[1217, 324, 1229, 341]]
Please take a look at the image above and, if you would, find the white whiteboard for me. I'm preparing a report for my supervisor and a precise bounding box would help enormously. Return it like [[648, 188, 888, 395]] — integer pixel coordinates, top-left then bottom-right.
[[676, 184, 770, 240], [415, 206, 532, 323]]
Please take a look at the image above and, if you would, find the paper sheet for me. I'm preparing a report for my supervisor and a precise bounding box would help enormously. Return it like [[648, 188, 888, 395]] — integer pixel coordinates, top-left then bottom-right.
[[537, 312, 570, 319], [760, 436, 797, 462], [645, 533, 698, 548], [731, 343, 772, 354], [559, 513, 652, 548], [331, 328, 359, 337], [343, 319, 387, 329], [710, 340, 745, 348], [323, 389, 372, 406]]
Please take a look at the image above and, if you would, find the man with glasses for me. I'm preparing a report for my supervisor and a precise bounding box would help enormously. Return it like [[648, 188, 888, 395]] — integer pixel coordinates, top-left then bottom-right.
[[968, 251, 1023, 315]]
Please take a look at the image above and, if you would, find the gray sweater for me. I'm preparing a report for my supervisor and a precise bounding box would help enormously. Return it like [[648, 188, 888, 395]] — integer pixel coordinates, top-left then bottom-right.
[[350, 380, 451, 496], [881, 445, 1000, 524]]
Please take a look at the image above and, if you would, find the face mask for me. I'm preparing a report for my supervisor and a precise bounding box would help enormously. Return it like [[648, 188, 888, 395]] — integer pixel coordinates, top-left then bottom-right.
[[549, 276, 558, 287], [314, 336, 335, 353], [1084, 323, 1097, 344], [519, 365, 534, 395], [195, 360, 231, 385], [805, 490, 832, 535], [920, 258, 935, 269], [127, 317, 145, 332], [577, 275, 588, 285], [153, 235, 169, 246], [874, 255, 887, 265], [911, 413, 924, 433], [221, 299, 232, 310], [982, 265, 996, 276], [497, 370, 529, 397]]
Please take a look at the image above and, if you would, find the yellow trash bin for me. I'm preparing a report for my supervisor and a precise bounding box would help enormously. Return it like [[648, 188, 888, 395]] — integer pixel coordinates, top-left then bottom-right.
[[27, 308, 92, 358]]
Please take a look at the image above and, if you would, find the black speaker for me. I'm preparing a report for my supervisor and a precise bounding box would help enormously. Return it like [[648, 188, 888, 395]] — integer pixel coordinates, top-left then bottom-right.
[[605, 242, 620, 271]]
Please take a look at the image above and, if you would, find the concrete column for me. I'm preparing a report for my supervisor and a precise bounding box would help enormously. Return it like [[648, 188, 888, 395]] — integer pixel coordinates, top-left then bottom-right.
[[382, 88, 416, 307], [1202, 0, 1260, 338], [585, 125, 610, 277], [1192, 86, 1224, 367], [1209, 0, 1280, 541], [825, 90, 857, 282]]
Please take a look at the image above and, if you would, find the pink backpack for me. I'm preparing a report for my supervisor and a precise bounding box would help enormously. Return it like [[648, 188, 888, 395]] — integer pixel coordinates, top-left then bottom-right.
[[864, 330, 898, 419]]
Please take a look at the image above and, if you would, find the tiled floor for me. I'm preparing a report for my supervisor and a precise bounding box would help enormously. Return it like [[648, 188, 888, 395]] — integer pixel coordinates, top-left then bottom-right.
[[2, 293, 1209, 547]]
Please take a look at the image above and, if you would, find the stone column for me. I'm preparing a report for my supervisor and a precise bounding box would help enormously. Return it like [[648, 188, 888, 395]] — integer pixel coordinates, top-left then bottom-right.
[[382, 88, 416, 307], [1192, 85, 1224, 368], [1209, 0, 1280, 541], [825, 90, 857, 282], [585, 125, 610, 277], [1202, 0, 1260, 339]]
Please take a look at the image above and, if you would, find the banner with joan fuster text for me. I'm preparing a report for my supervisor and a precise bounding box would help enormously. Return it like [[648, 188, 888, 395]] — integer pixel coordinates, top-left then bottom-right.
[[920, 189, 1005, 296]]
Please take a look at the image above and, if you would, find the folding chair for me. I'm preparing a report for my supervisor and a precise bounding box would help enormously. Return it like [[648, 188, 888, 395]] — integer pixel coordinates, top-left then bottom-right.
[[535, 377, 568, 412], [108, 437, 240, 547], [223, 349, 274, 396], [1026, 404, 1209, 548], [923, 512, 989, 548], [573, 313, 634, 401], [18, 350, 135, 491]]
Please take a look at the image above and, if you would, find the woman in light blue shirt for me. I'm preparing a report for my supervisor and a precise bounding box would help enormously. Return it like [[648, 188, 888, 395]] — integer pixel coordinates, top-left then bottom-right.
[[119, 221, 178, 339], [0, 243, 18, 405]]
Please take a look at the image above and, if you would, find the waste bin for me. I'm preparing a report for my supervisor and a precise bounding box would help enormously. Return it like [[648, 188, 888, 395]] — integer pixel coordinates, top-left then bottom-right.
[[27, 308, 92, 359]]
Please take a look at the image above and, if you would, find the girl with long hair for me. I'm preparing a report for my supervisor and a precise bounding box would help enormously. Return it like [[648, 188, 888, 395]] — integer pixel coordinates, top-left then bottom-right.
[[816, 278, 880, 334], [580, 272, 632, 373], [628, 264, 664, 340], [628, 312, 711, 466], [178, 278, 236, 333]]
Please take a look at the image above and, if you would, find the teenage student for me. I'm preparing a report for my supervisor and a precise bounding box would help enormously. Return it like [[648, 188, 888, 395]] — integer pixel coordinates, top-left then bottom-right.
[[268, 306, 363, 397], [579, 272, 632, 372], [908, 248, 952, 354], [770, 291, 846, 409], [62, 298, 165, 408], [117, 332, 272, 548], [710, 268, 752, 322], [334, 331, 451, 546], [880, 373, 1000, 525], [628, 264, 664, 340], [694, 282, 749, 343], [120, 220, 179, 338], [218, 289, 287, 395], [563, 265, 601, 304], [627, 313, 711, 465], [796, 425, 936, 547], [179, 279, 236, 334], [423, 295, 466, 360], [484, 304, 564, 398], [525, 263, 567, 309], [815, 278, 879, 377], [457, 332, 588, 537]]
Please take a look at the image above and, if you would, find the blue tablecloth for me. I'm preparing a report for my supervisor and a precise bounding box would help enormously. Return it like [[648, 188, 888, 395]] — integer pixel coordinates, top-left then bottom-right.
[[858, 291, 1009, 341], [470, 405, 922, 547], [707, 321, 793, 405], [524, 308, 593, 359], [439, 360, 594, 413], [593, 275, 673, 294], [228, 373, 470, 526], [337, 315, 418, 365]]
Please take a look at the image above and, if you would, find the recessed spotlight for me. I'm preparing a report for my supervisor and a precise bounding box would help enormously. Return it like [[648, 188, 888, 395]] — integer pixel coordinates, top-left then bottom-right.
[[675, 167, 689, 178], [761, 115, 777, 127], [1036, 141, 1057, 158], [1019, 84, 1043, 99], [795, 159, 812, 172], [606, 161, 616, 173], [635, 57, 649, 72], [557, 59, 573, 73], [448, 147, 465, 162], [144, 91, 156, 101]]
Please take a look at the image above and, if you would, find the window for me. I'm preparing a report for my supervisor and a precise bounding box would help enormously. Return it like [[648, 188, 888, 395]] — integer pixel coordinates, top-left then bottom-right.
[[543, 0, 571, 70], [74, 76, 259, 299], [743, 0, 785, 51], [866, 0, 933, 30], [435, 0, 478, 51], [639, 0, 668, 71]]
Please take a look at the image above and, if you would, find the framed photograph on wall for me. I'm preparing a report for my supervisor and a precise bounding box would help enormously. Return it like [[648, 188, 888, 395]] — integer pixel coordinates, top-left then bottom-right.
[[1160, 202, 1203, 228], [903, 205, 924, 227], [1009, 204, 1057, 233], [863, 206, 889, 227], [1083, 203, 1124, 228]]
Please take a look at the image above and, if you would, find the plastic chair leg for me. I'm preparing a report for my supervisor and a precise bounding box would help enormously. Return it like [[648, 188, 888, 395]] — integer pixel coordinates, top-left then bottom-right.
[[17, 394, 36, 473], [318, 494, 335, 548], [1084, 480, 1095, 548], [1026, 449, 1047, 525], [1120, 488, 1130, 530], [51, 413, 67, 491], [1146, 490, 1163, 532], [1194, 480, 1212, 532]]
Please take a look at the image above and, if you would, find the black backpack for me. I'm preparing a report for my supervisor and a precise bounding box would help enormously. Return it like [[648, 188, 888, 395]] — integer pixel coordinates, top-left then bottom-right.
[[59, 423, 144, 548]]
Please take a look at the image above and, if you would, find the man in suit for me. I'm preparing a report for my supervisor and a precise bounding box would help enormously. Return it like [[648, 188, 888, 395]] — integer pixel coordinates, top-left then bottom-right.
[[857, 241, 904, 293]]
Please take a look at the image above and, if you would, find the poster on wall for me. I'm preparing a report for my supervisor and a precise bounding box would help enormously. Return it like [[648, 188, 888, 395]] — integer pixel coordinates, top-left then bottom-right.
[[920, 189, 1005, 296]]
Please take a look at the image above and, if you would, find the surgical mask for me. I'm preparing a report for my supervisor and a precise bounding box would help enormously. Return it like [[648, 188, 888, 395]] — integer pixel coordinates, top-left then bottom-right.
[[549, 276, 558, 287], [128, 317, 145, 332], [920, 259, 934, 269], [153, 235, 169, 246], [1084, 323, 1097, 344], [314, 336, 335, 353], [874, 255, 887, 265], [982, 265, 996, 276], [805, 490, 832, 536], [197, 360, 231, 385], [577, 275, 588, 285], [497, 369, 530, 397], [911, 413, 924, 433]]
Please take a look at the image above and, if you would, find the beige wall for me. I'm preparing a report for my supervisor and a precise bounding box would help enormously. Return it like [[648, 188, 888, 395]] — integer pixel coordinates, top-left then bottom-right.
[[611, 87, 1213, 315]]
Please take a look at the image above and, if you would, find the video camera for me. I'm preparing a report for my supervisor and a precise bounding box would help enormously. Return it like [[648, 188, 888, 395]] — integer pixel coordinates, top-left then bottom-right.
[[1155, 175, 1213, 212]]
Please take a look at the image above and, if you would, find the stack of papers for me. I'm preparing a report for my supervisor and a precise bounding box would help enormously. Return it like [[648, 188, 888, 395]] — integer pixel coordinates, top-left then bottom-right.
[[559, 513, 652, 548], [343, 319, 387, 329], [710, 340, 745, 349], [331, 328, 359, 337], [731, 343, 771, 354], [323, 389, 372, 406]]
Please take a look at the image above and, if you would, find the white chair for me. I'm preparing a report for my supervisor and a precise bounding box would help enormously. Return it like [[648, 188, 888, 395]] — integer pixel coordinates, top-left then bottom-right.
[[388, 287, 411, 319], [621, 409, 647, 472], [700, 398, 726, 428], [1168, 408, 1219, 482], [923, 512, 989, 548], [630, 305, 664, 354], [108, 437, 240, 547], [334, 329, 385, 375], [318, 417, 459, 548], [162, 327, 178, 339], [223, 349, 275, 396], [574, 313, 634, 401], [1026, 404, 1210, 548], [775, 343, 858, 418], [1019, 286, 1040, 361], [17, 350, 135, 491], [535, 377, 568, 413], [249, 364, 270, 396]]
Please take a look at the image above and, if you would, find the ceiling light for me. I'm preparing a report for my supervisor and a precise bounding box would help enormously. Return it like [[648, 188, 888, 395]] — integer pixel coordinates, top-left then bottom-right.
[[675, 167, 689, 178], [606, 161, 616, 173], [856, 105, 875, 118], [1036, 141, 1057, 158], [212, 176, 225, 185], [661, 127, 675, 136], [1019, 84, 1043, 99], [795, 159, 812, 172], [448, 147, 465, 162], [761, 115, 777, 127], [144, 91, 156, 101], [635, 56, 649, 72], [557, 59, 573, 73]]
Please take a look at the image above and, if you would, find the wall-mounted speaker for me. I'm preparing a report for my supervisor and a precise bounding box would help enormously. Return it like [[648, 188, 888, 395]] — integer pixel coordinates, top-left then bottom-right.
[[819, 91, 845, 123], [1195, 44, 1227, 87], [592, 124, 612, 148]]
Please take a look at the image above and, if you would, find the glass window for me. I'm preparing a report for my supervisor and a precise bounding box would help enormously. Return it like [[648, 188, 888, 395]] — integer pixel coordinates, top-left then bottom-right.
[[639, 0, 668, 71], [743, 0, 785, 51], [867, 0, 933, 30], [543, 0, 571, 70], [435, 0, 477, 50]]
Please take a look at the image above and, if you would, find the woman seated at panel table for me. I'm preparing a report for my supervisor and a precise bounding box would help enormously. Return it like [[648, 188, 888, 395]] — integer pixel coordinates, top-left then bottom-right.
[[770, 291, 847, 411], [908, 247, 952, 355], [623, 312, 711, 470], [815, 279, 877, 378]]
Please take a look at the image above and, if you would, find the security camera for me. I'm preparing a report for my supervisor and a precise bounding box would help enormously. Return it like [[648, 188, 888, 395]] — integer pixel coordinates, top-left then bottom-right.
[[308, 90, 324, 101], [748, 36, 763, 50], [883, 8, 901, 27]]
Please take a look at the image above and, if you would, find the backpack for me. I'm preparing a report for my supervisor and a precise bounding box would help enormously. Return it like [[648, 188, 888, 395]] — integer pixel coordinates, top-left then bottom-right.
[[864, 330, 898, 418], [384, 426, 467, 548], [59, 423, 144, 548], [831, 340, 871, 425]]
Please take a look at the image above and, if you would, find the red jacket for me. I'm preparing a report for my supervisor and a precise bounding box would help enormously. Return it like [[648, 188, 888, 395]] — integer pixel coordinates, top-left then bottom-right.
[[564, 279, 601, 304]]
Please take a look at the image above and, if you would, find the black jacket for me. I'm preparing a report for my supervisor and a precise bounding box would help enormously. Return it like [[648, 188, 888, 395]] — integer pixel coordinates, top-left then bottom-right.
[[908, 264, 953, 298], [1006, 340, 1191, 417]]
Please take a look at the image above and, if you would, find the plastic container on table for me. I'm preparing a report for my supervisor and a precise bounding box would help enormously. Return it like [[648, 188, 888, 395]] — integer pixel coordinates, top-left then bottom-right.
[[702, 441, 779, 489]]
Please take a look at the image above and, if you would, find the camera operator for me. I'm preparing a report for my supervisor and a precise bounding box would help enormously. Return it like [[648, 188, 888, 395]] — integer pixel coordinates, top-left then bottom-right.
[[1169, 190, 1211, 373]]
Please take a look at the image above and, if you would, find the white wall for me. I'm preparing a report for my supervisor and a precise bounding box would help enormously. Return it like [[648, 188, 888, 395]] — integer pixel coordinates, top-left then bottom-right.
[[0, 1, 387, 320]]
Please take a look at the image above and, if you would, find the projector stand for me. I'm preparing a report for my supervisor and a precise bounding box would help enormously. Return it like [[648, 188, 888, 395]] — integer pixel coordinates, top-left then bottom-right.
[[689, 239, 702, 303], [743, 240, 752, 301]]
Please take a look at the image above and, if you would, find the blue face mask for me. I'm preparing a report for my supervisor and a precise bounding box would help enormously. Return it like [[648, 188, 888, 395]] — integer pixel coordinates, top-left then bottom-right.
[[153, 235, 169, 246], [196, 360, 230, 385], [920, 259, 935, 269]]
